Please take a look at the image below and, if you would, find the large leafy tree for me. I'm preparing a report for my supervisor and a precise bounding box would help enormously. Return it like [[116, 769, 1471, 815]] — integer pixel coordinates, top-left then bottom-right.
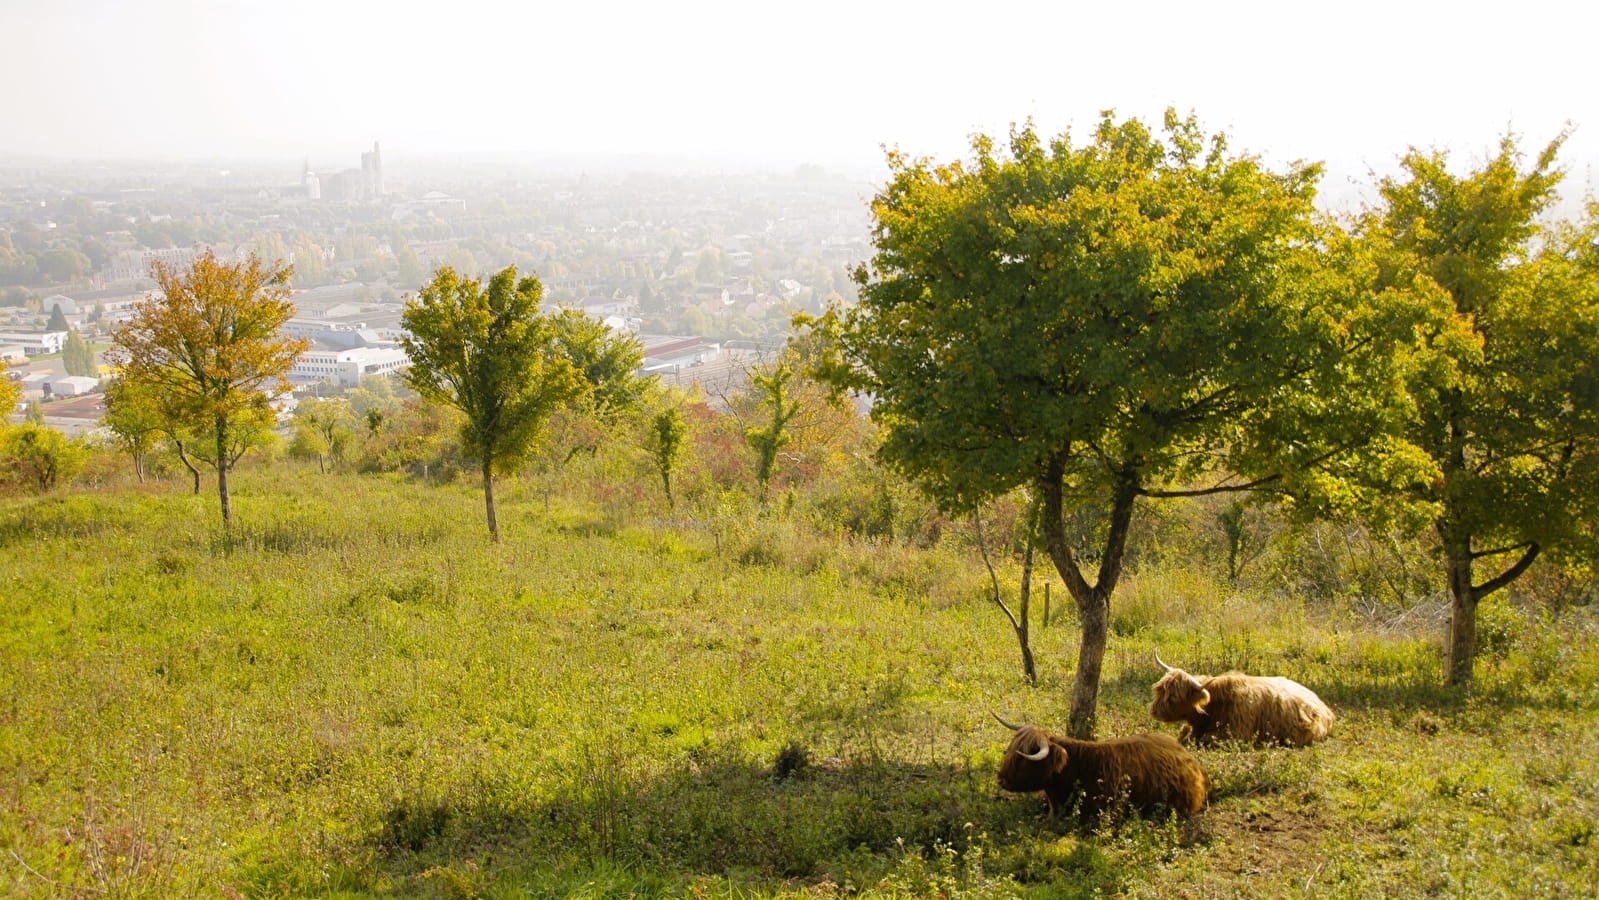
[[112, 250, 307, 528], [1359, 136, 1599, 684], [815, 112, 1398, 736], [402, 266, 583, 542]]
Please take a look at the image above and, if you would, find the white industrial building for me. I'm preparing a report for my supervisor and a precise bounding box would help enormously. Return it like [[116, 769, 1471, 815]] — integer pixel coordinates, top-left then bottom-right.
[[289, 347, 409, 387], [45, 376, 101, 398], [0, 331, 69, 356]]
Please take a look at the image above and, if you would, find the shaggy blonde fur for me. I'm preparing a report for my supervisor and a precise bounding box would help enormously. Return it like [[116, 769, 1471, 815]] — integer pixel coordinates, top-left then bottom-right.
[[1150, 664, 1335, 747]]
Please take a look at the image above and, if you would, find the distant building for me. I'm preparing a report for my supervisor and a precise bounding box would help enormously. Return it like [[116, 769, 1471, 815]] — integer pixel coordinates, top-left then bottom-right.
[[0, 331, 68, 356], [45, 375, 100, 398], [361, 141, 384, 197], [306, 141, 384, 203], [106, 246, 224, 283], [41, 294, 81, 317], [566, 294, 638, 319], [282, 317, 396, 350], [318, 169, 366, 203], [641, 336, 721, 372], [289, 346, 409, 387], [302, 158, 321, 200], [401, 191, 466, 215]]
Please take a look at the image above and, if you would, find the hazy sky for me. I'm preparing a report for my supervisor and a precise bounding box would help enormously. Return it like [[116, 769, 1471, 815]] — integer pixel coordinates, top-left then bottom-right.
[[3, 0, 1595, 193]]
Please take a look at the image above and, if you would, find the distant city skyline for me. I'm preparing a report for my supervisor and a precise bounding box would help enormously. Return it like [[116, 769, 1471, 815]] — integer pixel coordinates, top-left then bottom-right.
[[3, 0, 1596, 201]]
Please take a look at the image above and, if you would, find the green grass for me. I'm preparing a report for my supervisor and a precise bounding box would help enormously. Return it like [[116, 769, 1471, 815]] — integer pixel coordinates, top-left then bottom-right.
[[1, 466, 1596, 898]]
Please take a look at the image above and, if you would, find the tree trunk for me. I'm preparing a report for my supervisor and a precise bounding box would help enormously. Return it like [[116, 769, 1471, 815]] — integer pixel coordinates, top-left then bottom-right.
[[1445, 547, 1476, 686], [133, 451, 145, 484], [482, 458, 500, 543], [1068, 589, 1110, 737], [1441, 523, 1540, 686], [1040, 459, 1140, 739], [175, 439, 201, 495], [216, 418, 232, 530], [1017, 529, 1037, 686]]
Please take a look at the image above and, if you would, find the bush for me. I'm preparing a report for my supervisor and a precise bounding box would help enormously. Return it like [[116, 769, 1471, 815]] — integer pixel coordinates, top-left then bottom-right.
[[2, 423, 90, 492]]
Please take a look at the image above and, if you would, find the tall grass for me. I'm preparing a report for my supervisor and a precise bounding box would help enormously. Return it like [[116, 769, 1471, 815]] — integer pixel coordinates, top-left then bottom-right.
[[1, 463, 1596, 898]]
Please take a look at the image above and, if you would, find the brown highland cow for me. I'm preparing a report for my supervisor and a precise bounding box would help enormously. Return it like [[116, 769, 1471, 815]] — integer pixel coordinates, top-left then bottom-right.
[[994, 715, 1208, 822], [1150, 654, 1336, 747]]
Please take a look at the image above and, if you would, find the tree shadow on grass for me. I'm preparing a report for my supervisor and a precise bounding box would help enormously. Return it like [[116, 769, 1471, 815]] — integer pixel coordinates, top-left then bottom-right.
[[372, 752, 1000, 877], [341, 750, 1195, 897], [1313, 672, 1599, 730]]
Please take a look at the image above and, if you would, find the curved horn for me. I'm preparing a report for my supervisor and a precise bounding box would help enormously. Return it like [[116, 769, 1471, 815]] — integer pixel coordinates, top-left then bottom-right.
[[1020, 738, 1052, 761], [1155, 652, 1176, 673], [992, 712, 1025, 731]]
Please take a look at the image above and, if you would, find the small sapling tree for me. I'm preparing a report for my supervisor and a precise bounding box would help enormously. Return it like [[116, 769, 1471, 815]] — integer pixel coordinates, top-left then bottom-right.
[[651, 405, 687, 509], [101, 376, 164, 483], [111, 250, 307, 529], [401, 266, 583, 542], [290, 397, 357, 474], [974, 496, 1041, 685]]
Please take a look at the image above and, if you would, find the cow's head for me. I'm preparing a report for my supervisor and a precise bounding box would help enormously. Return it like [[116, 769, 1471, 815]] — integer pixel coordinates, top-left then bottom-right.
[[995, 717, 1067, 792], [1150, 653, 1211, 723]]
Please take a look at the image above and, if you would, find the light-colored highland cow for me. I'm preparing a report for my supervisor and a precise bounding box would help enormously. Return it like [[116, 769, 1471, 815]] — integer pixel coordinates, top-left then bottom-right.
[[1150, 654, 1335, 747], [994, 715, 1208, 822]]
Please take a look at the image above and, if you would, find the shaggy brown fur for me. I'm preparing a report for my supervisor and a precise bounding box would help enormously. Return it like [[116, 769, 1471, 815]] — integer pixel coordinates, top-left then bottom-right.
[[1150, 661, 1336, 747], [996, 724, 1209, 822]]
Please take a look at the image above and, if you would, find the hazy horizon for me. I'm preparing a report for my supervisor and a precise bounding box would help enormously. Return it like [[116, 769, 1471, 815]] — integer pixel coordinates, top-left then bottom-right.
[[4, 0, 1596, 194]]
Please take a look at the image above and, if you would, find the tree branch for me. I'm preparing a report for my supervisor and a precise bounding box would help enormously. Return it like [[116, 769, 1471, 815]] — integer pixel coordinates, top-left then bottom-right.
[[1142, 472, 1282, 498], [1474, 542, 1541, 601], [1469, 541, 1537, 561], [1139, 440, 1354, 499], [1038, 451, 1094, 603]]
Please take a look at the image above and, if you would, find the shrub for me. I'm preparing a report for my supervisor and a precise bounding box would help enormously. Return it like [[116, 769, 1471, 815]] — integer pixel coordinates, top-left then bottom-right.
[[2, 423, 90, 492]]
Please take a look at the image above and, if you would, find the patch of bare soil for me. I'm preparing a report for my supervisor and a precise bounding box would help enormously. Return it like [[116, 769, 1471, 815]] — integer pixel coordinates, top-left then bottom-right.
[[1164, 800, 1409, 897], [1191, 806, 1336, 877]]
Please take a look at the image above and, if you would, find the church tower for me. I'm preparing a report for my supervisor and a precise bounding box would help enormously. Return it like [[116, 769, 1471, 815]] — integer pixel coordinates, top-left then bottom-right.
[[361, 141, 384, 198]]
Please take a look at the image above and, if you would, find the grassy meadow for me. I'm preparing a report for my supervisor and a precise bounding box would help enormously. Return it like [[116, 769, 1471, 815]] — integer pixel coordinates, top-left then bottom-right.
[[2, 458, 1597, 898]]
